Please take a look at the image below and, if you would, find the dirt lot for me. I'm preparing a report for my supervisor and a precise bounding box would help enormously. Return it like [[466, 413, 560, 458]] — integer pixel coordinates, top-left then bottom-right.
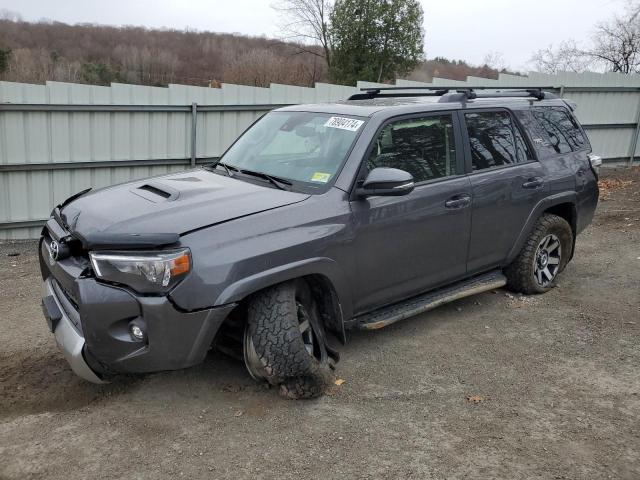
[[1, 168, 639, 480]]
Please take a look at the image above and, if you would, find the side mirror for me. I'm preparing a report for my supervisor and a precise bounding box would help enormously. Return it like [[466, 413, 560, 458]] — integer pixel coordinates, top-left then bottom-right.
[[356, 167, 415, 198]]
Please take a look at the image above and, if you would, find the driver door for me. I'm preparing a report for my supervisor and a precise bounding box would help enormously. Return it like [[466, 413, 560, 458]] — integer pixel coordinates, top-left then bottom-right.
[[348, 112, 472, 314]]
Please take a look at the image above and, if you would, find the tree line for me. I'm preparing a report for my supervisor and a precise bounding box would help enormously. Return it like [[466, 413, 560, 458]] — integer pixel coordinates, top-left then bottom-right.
[[0, 3, 510, 88]]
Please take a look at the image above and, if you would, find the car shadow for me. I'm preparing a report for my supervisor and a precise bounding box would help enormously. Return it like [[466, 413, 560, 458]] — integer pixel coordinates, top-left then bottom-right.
[[0, 348, 142, 419], [1, 293, 503, 417]]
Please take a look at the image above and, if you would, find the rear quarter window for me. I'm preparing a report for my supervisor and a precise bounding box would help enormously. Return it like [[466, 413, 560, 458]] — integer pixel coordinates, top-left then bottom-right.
[[513, 110, 557, 158], [531, 106, 589, 154]]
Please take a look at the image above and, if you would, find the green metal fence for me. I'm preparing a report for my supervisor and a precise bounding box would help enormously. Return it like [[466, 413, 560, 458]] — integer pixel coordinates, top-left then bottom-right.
[[0, 74, 638, 239]]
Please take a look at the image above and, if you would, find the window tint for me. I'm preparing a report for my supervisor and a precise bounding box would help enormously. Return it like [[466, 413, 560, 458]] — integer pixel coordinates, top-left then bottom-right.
[[514, 109, 555, 157], [515, 124, 532, 162], [465, 111, 531, 170], [532, 107, 587, 153], [367, 115, 457, 182]]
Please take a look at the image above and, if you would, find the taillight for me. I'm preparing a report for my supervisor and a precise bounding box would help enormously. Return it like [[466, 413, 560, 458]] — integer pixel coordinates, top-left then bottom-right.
[[588, 154, 602, 178]]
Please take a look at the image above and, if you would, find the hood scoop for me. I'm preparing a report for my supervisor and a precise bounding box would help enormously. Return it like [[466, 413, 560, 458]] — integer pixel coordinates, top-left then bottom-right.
[[133, 182, 179, 203], [59, 169, 311, 238]]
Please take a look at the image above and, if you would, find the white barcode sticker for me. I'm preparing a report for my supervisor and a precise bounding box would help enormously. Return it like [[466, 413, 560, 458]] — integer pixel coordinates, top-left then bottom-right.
[[324, 116, 364, 131]]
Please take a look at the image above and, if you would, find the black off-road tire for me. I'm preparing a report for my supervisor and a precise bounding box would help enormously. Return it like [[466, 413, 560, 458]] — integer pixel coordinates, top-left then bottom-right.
[[246, 280, 334, 399], [505, 214, 573, 294]]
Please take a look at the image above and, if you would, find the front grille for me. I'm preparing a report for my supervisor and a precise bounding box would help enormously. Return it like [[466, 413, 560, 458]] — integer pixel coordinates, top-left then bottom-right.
[[50, 278, 83, 334], [54, 279, 79, 312]]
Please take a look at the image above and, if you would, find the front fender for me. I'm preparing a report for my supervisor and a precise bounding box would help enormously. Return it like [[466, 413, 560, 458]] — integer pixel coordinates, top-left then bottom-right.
[[214, 257, 354, 322], [506, 192, 577, 264]]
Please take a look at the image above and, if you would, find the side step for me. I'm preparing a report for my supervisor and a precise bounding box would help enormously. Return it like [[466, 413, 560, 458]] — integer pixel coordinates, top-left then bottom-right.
[[351, 270, 507, 330]]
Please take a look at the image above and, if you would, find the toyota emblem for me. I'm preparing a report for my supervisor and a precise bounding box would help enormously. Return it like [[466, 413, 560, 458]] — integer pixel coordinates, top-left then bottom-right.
[[49, 241, 60, 263]]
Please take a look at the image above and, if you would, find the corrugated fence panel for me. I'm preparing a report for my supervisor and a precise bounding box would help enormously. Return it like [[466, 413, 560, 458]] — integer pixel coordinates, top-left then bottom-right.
[[566, 91, 639, 124], [1, 73, 640, 239], [583, 128, 634, 159]]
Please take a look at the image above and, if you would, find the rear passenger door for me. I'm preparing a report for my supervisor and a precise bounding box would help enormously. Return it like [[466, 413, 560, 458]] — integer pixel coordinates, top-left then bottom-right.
[[461, 109, 547, 273]]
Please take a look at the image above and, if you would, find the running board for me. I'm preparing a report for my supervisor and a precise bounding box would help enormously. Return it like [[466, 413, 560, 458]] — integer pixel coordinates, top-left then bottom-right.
[[351, 270, 507, 330]]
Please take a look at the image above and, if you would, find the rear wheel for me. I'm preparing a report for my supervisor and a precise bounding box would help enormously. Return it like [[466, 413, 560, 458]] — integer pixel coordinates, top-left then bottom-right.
[[244, 280, 334, 399], [505, 214, 573, 294]]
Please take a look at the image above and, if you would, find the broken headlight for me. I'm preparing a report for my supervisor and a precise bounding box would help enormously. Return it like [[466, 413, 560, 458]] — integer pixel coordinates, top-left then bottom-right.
[[89, 249, 191, 293]]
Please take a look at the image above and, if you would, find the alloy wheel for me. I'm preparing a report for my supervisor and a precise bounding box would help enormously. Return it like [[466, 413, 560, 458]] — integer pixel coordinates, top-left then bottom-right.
[[533, 234, 561, 287]]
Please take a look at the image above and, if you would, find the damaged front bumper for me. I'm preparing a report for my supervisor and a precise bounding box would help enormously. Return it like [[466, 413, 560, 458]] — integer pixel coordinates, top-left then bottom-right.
[[42, 278, 106, 383], [39, 232, 236, 383]]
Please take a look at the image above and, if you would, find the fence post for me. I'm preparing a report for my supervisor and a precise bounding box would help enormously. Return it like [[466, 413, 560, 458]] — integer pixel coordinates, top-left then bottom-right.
[[190, 102, 198, 167], [628, 95, 640, 167]]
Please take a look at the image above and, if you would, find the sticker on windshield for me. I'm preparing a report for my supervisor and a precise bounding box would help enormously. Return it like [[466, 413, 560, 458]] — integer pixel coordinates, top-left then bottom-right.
[[324, 116, 364, 131], [310, 172, 331, 183]]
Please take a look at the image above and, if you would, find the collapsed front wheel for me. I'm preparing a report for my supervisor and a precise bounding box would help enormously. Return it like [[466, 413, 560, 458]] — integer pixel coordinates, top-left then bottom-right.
[[244, 280, 335, 399]]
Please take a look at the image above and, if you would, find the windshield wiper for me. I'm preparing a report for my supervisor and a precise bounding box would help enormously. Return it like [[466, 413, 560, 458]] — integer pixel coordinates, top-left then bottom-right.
[[235, 168, 292, 190], [208, 160, 237, 177]]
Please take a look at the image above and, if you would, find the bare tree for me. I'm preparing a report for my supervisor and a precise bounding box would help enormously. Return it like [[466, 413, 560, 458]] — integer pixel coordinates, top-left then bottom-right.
[[628, 0, 640, 20], [530, 1, 640, 74], [590, 15, 640, 73], [483, 51, 507, 72], [273, 0, 333, 67], [0, 9, 22, 21], [530, 40, 592, 74], [223, 47, 324, 87]]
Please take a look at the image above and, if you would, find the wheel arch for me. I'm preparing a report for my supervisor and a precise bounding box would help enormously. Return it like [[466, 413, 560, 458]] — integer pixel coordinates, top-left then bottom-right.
[[507, 193, 577, 264], [214, 257, 351, 340], [544, 202, 577, 237]]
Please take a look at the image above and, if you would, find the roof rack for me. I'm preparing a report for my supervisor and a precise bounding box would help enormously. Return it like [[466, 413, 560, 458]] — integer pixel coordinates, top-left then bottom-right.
[[347, 86, 558, 102]]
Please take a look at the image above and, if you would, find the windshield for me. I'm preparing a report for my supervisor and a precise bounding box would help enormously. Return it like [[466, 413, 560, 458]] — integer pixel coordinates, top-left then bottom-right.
[[219, 111, 365, 191]]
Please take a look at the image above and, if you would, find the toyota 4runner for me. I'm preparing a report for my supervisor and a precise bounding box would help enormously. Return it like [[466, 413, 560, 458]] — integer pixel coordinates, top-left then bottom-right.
[[39, 87, 599, 398]]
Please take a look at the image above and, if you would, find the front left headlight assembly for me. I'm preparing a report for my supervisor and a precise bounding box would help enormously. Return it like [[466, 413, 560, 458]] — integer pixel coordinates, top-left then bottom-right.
[[89, 248, 191, 293]]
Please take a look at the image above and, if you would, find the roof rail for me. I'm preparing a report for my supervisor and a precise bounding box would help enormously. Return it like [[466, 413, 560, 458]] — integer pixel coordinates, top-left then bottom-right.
[[347, 86, 558, 102]]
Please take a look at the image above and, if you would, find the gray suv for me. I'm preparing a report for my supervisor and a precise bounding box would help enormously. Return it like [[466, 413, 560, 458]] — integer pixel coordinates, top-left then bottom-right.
[[39, 87, 599, 398]]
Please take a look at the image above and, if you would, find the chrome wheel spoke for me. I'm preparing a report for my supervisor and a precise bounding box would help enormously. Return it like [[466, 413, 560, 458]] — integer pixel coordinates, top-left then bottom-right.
[[547, 240, 560, 253], [296, 302, 318, 358], [533, 234, 561, 287]]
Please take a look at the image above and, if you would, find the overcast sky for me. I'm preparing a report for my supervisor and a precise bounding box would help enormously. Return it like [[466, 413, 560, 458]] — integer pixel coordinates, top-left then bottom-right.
[[0, 0, 625, 71]]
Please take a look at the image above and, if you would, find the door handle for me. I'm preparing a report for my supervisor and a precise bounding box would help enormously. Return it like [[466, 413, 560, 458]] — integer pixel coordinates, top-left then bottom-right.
[[445, 195, 471, 209], [522, 177, 544, 189]]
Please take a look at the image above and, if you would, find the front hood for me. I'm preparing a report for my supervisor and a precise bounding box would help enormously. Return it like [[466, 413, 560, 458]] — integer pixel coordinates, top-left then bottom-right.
[[59, 169, 310, 241]]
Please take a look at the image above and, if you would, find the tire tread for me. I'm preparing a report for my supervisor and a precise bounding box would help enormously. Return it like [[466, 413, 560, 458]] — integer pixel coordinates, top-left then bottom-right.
[[247, 281, 333, 399], [505, 214, 573, 294]]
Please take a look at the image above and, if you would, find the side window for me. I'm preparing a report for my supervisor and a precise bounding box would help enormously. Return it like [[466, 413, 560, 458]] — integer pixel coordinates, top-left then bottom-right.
[[464, 111, 531, 170], [514, 109, 557, 158], [515, 124, 532, 162], [367, 114, 457, 182], [532, 107, 587, 153]]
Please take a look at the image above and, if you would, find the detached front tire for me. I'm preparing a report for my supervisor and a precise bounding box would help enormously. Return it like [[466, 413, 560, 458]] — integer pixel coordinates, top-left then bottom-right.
[[244, 280, 334, 399], [505, 213, 573, 294]]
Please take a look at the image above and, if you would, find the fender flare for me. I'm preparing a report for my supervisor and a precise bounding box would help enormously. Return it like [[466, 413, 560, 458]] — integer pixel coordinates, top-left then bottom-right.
[[213, 257, 353, 329], [506, 192, 577, 264]]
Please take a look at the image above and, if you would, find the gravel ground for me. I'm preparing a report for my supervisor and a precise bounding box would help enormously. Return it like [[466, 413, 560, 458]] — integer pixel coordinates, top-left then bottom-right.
[[1, 167, 639, 480]]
